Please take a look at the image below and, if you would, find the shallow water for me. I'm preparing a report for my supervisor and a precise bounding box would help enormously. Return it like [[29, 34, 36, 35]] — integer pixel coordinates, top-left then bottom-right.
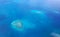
[[0, 0, 60, 37]]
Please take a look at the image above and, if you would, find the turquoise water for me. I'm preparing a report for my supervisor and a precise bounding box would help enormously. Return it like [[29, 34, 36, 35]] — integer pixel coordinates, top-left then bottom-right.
[[0, 0, 60, 37]]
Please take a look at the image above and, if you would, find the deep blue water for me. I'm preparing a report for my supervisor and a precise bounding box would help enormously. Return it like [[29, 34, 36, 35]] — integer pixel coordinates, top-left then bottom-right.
[[0, 0, 60, 37]]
